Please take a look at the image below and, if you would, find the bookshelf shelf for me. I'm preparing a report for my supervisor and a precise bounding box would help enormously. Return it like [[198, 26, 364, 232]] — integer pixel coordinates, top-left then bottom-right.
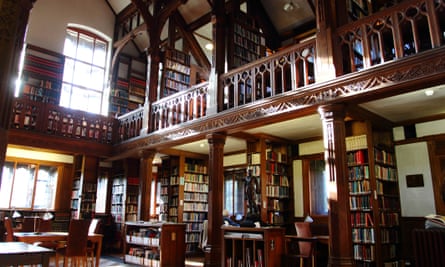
[[161, 48, 191, 98], [109, 54, 147, 117], [124, 221, 185, 267], [222, 226, 284, 267], [20, 44, 64, 105], [346, 123, 401, 267]]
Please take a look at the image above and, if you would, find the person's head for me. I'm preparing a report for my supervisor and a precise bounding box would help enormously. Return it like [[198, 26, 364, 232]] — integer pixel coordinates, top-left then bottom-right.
[[222, 209, 230, 217]]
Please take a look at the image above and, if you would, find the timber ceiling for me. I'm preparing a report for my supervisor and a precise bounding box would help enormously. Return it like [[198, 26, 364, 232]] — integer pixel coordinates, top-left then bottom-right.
[[103, 0, 445, 156]]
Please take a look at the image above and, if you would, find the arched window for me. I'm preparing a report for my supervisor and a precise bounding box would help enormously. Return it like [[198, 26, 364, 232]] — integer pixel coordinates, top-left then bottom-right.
[[60, 26, 110, 115]]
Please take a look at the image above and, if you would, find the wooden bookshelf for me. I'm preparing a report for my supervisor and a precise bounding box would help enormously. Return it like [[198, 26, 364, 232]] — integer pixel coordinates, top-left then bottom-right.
[[20, 44, 64, 105], [110, 159, 140, 250], [157, 155, 208, 254], [70, 155, 98, 219], [346, 121, 401, 267], [228, 12, 266, 70], [222, 226, 284, 267], [109, 54, 147, 117], [124, 221, 186, 267], [161, 48, 191, 98], [247, 137, 292, 226]]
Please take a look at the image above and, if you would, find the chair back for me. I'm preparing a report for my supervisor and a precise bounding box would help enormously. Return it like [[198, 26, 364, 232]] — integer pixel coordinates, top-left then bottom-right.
[[4, 217, 14, 242], [88, 218, 101, 234], [295, 222, 314, 257], [65, 219, 91, 256]]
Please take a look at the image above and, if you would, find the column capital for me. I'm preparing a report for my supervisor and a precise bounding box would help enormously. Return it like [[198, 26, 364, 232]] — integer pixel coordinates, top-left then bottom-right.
[[137, 149, 156, 160], [318, 104, 346, 121], [206, 132, 226, 145]]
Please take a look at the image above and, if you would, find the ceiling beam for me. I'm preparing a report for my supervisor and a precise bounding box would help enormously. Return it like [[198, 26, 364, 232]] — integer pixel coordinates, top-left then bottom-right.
[[172, 11, 211, 71]]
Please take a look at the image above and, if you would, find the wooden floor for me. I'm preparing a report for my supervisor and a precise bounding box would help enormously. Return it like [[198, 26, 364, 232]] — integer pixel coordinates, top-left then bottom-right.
[[47, 254, 205, 266]]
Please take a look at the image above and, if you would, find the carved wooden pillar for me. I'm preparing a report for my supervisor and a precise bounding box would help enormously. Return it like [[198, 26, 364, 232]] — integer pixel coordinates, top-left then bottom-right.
[[210, 0, 225, 114], [0, 0, 35, 180], [205, 132, 226, 267], [318, 104, 354, 267], [138, 149, 156, 221], [315, 0, 344, 80]]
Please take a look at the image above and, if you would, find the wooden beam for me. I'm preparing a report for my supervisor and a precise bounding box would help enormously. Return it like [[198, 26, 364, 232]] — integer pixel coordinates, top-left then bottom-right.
[[172, 11, 211, 71]]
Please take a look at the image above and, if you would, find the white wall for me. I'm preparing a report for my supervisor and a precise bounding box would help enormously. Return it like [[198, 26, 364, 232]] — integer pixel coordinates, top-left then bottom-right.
[[395, 142, 436, 216], [26, 0, 115, 54]]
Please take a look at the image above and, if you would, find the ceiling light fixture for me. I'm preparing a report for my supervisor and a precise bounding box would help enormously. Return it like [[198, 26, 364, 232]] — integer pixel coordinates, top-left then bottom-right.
[[425, 89, 434, 96], [283, 1, 296, 12], [205, 43, 214, 51]]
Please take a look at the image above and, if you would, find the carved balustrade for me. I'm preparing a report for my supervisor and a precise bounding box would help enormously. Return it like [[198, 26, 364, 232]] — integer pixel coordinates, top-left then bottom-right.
[[337, 0, 445, 73], [219, 41, 316, 111], [117, 106, 144, 142], [11, 97, 116, 144], [150, 82, 208, 131]]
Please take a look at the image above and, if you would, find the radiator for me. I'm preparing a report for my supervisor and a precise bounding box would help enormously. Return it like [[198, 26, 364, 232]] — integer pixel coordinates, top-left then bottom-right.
[[412, 228, 445, 267]]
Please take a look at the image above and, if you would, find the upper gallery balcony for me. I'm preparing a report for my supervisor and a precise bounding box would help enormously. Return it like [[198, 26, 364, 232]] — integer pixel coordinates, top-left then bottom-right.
[[9, 0, 445, 157]]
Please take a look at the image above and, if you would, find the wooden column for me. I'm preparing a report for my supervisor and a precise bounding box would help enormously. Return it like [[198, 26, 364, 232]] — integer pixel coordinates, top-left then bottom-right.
[[318, 104, 354, 267], [210, 0, 226, 114], [315, 0, 345, 80], [205, 132, 226, 267], [0, 0, 35, 180], [138, 149, 156, 221]]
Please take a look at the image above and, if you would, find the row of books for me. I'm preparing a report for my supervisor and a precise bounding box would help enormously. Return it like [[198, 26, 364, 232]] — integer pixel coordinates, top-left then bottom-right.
[[183, 202, 208, 212], [184, 173, 208, 183], [184, 182, 209, 193], [184, 192, 208, 202], [266, 174, 289, 186], [182, 212, 206, 222], [348, 165, 370, 180], [349, 180, 371, 193], [351, 212, 374, 227], [350, 195, 372, 210], [352, 227, 375, 243]]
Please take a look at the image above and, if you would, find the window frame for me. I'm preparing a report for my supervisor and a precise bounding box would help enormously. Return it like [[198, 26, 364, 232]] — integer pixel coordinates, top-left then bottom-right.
[[0, 158, 60, 210], [60, 26, 111, 115]]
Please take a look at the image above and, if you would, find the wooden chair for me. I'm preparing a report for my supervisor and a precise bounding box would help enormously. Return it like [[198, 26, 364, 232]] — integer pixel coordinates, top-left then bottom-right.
[[4, 217, 15, 242], [55, 219, 91, 267], [285, 222, 318, 267], [86, 218, 102, 266]]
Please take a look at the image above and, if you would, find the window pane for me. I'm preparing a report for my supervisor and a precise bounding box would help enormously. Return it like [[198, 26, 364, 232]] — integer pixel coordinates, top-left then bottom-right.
[[63, 58, 75, 83], [86, 90, 102, 114], [34, 165, 58, 209], [91, 66, 105, 90], [11, 163, 36, 208], [310, 160, 328, 215], [73, 61, 92, 88], [60, 83, 72, 108], [224, 180, 233, 215], [64, 30, 78, 58], [93, 40, 107, 67], [77, 33, 94, 63], [95, 175, 108, 213], [0, 162, 15, 208]]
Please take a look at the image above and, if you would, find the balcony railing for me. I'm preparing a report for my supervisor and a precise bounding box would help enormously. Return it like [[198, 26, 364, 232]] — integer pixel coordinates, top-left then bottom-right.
[[11, 98, 116, 144], [338, 0, 444, 73], [117, 106, 144, 142], [151, 82, 208, 132], [15, 0, 443, 146], [219, 41, 316, 112]]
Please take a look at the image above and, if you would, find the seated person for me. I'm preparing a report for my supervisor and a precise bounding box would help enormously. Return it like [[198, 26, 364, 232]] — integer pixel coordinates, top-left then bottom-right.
[[223, 209, 239, 226]]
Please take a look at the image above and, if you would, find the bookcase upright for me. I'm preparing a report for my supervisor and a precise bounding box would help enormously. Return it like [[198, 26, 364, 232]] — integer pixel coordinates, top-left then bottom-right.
[[346, 120, 401, 267]]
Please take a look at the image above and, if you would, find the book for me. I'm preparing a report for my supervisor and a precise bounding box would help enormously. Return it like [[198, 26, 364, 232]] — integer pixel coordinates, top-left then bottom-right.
[[425, 214, 445, 228]]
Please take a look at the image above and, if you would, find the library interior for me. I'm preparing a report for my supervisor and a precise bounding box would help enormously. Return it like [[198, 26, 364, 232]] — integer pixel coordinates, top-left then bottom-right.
[[0, 0, 445, 266]]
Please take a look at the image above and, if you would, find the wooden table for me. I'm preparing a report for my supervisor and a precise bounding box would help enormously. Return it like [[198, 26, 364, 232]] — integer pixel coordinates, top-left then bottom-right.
[[14, 231, 103, 267], [0, 242, 54, 267]]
